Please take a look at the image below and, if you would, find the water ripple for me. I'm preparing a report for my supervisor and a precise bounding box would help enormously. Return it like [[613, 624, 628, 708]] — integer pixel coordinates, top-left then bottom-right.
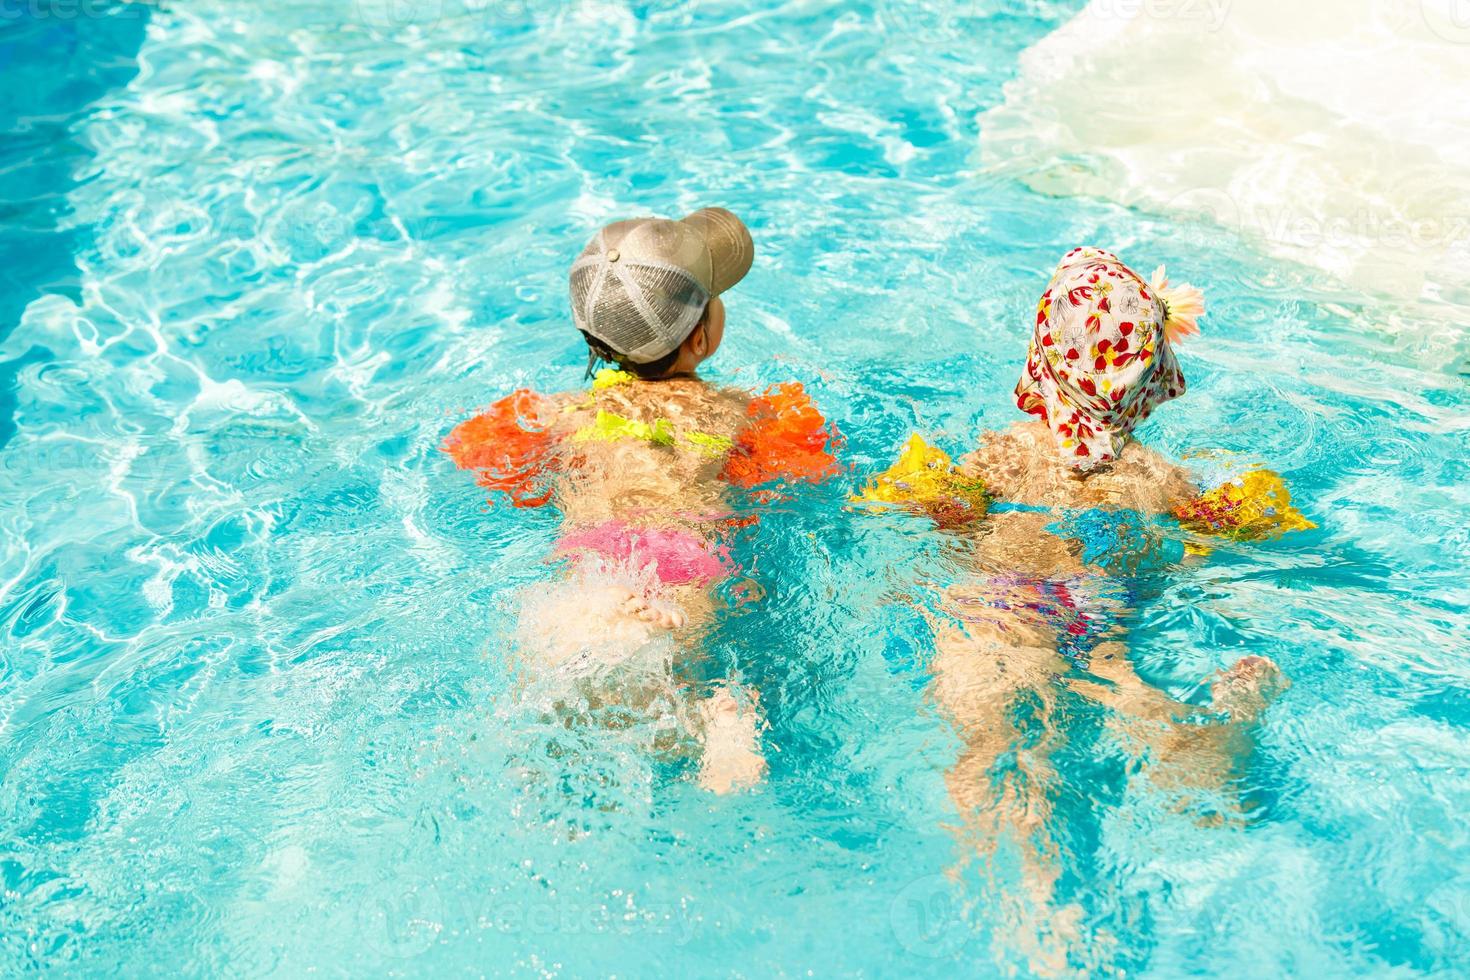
[[0, 0, 1467, 974]]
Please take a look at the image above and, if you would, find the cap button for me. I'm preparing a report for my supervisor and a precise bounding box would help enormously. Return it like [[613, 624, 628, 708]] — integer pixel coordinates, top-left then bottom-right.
[[606, 248, 620, 262]]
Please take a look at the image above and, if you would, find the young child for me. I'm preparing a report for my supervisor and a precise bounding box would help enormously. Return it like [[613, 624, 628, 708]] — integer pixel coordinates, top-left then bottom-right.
[[444, 208, 841, 793], [856, 247, 1310, 933]]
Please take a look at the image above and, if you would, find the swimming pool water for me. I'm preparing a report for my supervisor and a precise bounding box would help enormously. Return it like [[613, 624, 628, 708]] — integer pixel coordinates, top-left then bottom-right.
[[3, 1, 1469, 974]]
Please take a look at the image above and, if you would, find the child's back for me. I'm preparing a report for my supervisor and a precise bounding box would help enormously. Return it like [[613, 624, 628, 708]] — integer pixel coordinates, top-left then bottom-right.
[[957, 418, 1198, 578], [964, 419, 1194, 514], [548, 376, 749, 530]]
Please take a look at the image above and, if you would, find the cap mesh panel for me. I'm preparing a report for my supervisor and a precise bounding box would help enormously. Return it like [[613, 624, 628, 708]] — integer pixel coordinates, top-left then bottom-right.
[[570, 259, 707, 363]]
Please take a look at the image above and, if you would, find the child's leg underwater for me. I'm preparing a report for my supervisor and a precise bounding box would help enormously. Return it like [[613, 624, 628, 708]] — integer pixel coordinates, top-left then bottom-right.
[[514, 572, 695, 672], [930, 598, 1113, 974], [1073, 641, 1285, 724], [930, 591, 1072, 908], [932, 575, 1288, 892], [512, 566, 769, 793], [1067, 637, 1287, 811], [694, 683, 766, 794]]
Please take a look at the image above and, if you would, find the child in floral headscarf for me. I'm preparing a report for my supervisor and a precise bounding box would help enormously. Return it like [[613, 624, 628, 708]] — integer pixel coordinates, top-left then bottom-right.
[[866, 247, 1309, 936], [946, 245, 1298, 703]]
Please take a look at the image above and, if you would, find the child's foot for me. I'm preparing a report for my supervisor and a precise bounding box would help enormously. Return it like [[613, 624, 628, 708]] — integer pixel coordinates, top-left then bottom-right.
[[697, 687, 766, 794], [602, 586, 686, 630], [1209, 655, 1288, 723]]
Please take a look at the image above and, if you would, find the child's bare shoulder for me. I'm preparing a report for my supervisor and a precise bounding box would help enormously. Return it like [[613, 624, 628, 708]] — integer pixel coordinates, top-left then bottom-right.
[[1113, 440, 1198, 510], [617, 378, 748, 431], [959, 421, 1050, 498], [961, 421, 1197, 513]]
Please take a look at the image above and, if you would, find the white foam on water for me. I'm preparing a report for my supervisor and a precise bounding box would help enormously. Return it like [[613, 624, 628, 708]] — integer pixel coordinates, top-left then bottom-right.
[[982, 0, 1470, 311]]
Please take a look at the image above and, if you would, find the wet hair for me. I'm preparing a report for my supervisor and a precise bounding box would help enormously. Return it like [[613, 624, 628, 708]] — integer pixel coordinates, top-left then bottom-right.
[[582, 303, 708, 380]]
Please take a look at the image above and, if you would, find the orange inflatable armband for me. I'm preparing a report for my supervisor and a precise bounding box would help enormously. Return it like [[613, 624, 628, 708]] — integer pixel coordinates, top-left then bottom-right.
[[442, 389, 561, 507], [720, 382, 842, 489]]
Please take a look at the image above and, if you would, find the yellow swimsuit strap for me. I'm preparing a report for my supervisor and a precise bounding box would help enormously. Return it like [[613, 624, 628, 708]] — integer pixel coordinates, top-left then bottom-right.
[[682, 430, 734, 458], [573, 409, 675, 446], [573, 371, 732, 457], [591, 368, 635, 391]]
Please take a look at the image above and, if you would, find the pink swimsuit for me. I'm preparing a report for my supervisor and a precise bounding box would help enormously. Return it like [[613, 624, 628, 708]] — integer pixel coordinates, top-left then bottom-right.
[[555, 521, 734, 585]]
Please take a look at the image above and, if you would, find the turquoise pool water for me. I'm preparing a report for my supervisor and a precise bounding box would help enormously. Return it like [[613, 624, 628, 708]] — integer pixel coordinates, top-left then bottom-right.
[[3, 1, 1470, 974]]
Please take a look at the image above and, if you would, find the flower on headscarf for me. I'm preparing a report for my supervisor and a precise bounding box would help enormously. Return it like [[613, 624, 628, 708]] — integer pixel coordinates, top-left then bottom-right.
[[1149, 265, 1205, 344]]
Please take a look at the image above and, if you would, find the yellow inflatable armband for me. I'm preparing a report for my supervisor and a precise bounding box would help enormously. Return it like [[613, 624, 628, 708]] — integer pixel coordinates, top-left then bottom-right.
[[851, 434, 989, 528], [573, 410, 675, 447], [1174, 468, 1315, 540]]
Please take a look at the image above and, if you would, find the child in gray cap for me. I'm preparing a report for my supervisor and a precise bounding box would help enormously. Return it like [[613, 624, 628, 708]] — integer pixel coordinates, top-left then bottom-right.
[[447, 207, 841, 793]]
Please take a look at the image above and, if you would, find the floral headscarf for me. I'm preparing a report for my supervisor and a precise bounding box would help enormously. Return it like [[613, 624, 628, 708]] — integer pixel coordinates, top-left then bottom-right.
[[1015, 247, 1203, 471]]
